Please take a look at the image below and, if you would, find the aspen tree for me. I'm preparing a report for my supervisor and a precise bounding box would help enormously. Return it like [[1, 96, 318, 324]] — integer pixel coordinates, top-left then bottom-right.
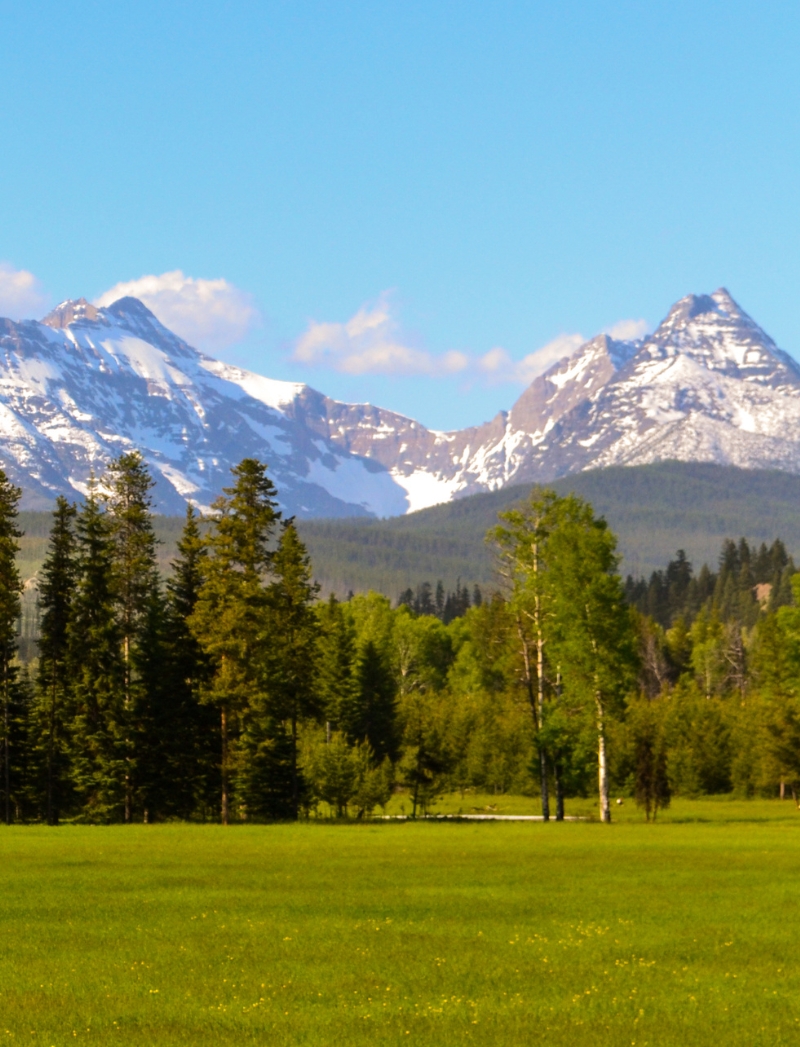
[[490, 492, 560, 820]]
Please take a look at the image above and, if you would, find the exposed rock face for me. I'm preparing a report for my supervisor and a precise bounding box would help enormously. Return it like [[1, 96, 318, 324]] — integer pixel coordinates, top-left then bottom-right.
[[0, 287, 797, 516], [0, 297, 408, 515]]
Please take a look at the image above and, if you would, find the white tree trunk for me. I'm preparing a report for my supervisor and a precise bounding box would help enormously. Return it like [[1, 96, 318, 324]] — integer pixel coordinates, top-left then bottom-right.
[[596, 693, 611, 823]]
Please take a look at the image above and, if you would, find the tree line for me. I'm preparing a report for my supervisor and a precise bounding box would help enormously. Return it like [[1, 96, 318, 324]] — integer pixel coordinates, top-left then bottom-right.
[[0, 456, 799, 824]]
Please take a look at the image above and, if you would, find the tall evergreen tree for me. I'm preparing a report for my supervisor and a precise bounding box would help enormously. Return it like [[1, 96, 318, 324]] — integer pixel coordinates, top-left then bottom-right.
[[190, 459, 280, 824], [67, 482, 125, 821], [104, 451, 161, 820], [163, 505, 217, 818], [263, 519, 320, 818], [0, 469, 22, 825], [352, 640, 398, 762], [316, 594, 358, 735], [7, 667, 35, 822], [36, 496, 78, 824]]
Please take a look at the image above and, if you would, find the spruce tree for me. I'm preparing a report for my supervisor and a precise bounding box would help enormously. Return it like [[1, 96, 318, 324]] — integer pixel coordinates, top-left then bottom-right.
[[0, 469, 22, 825], [67, 483, 125, 821], [104, 451, 161, 821], [36, 496, 78, 824], [263, 519, 320, 818], [352, 639, 398, 762], [190, 459, 280, 824], [163, 505, 217, 818], [316, 594, 358, 736]]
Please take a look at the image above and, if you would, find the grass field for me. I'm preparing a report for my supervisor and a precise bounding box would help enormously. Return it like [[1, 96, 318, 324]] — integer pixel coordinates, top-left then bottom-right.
[[2, 805, 799, 1045]]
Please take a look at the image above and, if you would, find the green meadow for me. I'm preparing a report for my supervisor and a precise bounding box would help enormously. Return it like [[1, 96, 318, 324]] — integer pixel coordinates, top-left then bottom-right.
[[2, 805, 799, 1045]]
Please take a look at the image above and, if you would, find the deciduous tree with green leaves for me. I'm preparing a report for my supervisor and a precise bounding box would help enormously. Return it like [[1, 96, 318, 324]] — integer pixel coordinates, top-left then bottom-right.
[[546, 495, 638, 823]]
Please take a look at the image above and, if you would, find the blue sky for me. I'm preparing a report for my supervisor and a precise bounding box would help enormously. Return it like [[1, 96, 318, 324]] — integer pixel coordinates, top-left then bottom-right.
[[1, 0, 799, 429]]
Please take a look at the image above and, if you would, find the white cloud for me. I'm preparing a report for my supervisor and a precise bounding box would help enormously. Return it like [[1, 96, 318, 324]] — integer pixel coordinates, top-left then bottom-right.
[[293, 293, 469, 377], [605, 317, 649, 341], [0, 263, 49, 320], [478, 333, 586, 385], [292, 297, 651, 388], [94, 270, 260, 352]]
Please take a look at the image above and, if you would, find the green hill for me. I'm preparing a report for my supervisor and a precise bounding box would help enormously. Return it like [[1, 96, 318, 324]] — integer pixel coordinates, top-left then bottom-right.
[[296, 461, 800, 597], [15, 462, 800, 606]]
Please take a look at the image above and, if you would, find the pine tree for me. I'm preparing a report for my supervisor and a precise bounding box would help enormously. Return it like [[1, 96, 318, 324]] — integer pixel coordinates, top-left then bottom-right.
[[262, 519, 320, 818], [7, 667, 34, 822], [67, 483, 125, 821], [353, 639, 398, 762], [316, 594, 358, 735], [163, 505, 217, 819], [36, 496, 78, 824], [190, 459, 280, 824], [104, 451, 161, 821], [0, 469, 22, 825]]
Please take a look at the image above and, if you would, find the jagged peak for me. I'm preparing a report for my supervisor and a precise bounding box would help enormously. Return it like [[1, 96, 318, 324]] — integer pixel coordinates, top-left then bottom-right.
[[710, 286, 739, 312], [41, 298, 101, 329], [658, 287, 753, 330]]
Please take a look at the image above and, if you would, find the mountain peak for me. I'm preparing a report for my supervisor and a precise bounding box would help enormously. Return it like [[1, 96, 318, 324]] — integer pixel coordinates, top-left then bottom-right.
[[710, 286, 739, 313], [103, 296, 161, 324], [41, 298, 101, 329]]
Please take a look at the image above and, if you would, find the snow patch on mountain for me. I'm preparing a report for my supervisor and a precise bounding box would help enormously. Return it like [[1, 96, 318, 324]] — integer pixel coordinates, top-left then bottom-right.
[[0, 286, 797, 518], [390, 468, 466, 513]]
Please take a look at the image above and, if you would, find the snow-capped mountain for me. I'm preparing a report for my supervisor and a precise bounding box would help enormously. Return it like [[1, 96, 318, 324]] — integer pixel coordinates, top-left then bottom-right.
[[291, 288, 800, 503], [0, 287, 797, 516], [0, 297, 410, 515]]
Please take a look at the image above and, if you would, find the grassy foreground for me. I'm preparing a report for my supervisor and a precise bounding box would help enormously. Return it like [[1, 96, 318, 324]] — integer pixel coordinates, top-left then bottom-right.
[[1, 811, 799, 1045]]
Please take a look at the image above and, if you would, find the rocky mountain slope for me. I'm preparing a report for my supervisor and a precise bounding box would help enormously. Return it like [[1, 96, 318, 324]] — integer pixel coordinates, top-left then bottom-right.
[[306, 288, 800, 503], [0, 297, 408, 515], [0, 288, 797, 515]]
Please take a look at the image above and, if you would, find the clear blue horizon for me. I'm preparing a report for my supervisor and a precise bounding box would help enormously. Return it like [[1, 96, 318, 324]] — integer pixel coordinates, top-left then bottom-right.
[[1, 1, 799, 430]]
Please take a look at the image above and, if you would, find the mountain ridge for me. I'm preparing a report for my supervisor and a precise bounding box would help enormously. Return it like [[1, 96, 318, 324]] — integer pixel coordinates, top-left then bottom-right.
[[0, 287, 798, 515]]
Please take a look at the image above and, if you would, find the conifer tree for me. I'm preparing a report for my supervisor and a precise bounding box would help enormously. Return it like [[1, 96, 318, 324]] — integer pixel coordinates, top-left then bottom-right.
[[67, 482, 125, 821], [263, 519, 320, 818], [352, 639, 398, 761], [316, 594, 360, 736], [0, 469, 22, 825], [190, 459, 280, 824], [36, 496, 78, 824], [104, 451, 161, 820], [7, 667, 34, 822], [163, 505, 217, 818]]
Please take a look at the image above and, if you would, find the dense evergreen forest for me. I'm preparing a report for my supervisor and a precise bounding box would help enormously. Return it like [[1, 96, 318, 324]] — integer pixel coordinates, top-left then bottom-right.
[[297, 461, 800, 595], [2, 453, 800, 825]]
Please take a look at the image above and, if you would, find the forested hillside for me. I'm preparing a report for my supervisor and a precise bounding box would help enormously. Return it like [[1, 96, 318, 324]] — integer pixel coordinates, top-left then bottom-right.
[[5, 451, 800, 826], [14, 461, 800, 605], [296, 461, 800, 597]]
